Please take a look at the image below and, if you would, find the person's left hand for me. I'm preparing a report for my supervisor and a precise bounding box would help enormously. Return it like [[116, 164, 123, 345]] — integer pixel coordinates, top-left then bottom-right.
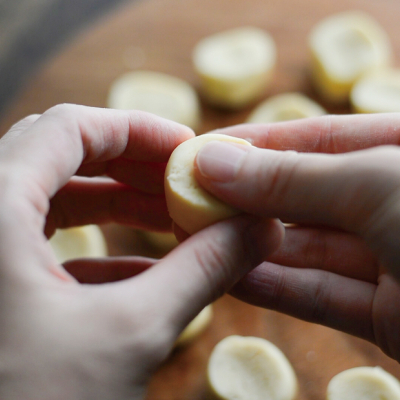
[[0, 104, 283, 399]]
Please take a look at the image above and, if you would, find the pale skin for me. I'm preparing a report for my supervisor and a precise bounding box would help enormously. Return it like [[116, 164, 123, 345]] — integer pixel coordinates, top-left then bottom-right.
[[194, 113, 400, 363], [5, 106, 400, 397], [0, 104, 284, 399]]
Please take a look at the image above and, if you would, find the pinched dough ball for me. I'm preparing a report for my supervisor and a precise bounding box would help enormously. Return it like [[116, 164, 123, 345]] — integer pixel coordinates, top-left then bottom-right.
[[351, 68, 400, 113], [309, 11, 392, 104], [247, 92, 326, 123], [327, 366, 400, 400], [164, 133, 251, 234], [207, 335, 298, 400], [49, 225, 108, 263], [107, 70, 201, 131], [193, 27, 276, 109]]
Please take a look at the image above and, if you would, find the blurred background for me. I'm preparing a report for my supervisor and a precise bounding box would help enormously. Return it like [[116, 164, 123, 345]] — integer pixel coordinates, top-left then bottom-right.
[[4, 0, 400, 134], [2, 0, 400, 399]]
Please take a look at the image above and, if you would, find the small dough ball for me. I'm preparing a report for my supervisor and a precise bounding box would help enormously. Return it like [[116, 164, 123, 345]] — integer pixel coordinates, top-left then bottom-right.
[[164, 133, 251, 234], [247, 92, 326, 123], [309, 11, 392, 104], [327, 366, 400, 400], [351, 68, 400, 113], [193, 27, 276, 109], [49, 225, 108, 263], [175, 304, 213, 347], [107, 70, 201, 131], [207, 335, 298, 400]]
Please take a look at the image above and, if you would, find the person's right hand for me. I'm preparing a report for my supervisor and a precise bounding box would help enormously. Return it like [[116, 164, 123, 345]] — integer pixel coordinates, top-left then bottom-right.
[[194, 113, 400, 362]]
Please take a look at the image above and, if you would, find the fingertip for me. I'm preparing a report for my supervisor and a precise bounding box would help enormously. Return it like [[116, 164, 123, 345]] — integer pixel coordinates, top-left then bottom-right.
[[195, 141, 250, 183]]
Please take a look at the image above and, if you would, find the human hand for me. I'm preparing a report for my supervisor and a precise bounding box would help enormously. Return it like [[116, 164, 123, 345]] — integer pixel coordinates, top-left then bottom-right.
[[0, 104, 284, 399], [194, 113, 400, 362]]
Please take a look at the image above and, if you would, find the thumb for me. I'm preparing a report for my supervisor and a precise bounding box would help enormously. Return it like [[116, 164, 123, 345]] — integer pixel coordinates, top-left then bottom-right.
[[194, 141, 400, 246]]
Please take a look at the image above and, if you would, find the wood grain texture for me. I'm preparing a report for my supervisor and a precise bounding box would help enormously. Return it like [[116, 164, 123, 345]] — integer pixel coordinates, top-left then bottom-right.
[[2, 0, 400, 399]]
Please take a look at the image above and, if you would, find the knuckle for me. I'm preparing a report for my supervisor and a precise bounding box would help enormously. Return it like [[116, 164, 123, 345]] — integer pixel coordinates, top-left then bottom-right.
[[41, 104, 82, 136], [14, 114, 40, 128], [309, 271, 331, 324], [41, 104, 80, 136], [340, 146, 400, 232], [267, 264, 290, 310], [256, 149, 301, 206], [316, 114, 336, 153], [192, 239, 230, 299], [43, 103, 78, 119]]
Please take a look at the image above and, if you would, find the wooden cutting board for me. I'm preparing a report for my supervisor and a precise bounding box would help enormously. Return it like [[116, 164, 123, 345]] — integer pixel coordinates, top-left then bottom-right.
[[2, 0, 400, 399]]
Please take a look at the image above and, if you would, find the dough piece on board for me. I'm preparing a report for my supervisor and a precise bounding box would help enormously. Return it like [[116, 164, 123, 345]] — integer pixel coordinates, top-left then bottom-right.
[[327, 366, 400, 400], [193, 27, 276, 109], [207, 335, 298, 400], [351, 68, 400, 113], [107, 70, 201, 131], [247, 92, 326, 123], [309, 11, 392, 104]]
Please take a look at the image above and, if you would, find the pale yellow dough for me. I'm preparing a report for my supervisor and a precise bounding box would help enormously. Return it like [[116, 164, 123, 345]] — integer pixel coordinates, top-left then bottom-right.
[[309, 11, 392, 104], [207, 335, 298, 400], [107, 70, 201, 131], [247, 92, 326, 123], [164, 133, 251, 234], [193, 27, 276, 109], [175, 304, 213, 347], [49, 225, 108, 263], [327, 366, 400, 400], [351, 68, 400, 113]]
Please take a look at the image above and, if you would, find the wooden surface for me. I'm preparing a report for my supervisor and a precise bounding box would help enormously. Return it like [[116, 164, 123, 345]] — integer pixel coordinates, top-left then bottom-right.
[[2, 0, 400, 399]]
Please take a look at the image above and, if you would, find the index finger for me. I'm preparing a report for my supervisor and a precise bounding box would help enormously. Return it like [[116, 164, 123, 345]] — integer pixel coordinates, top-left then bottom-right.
[[0, 105, 193, 279], [2, 104, 194, 201], [213, 113, 400, 153]]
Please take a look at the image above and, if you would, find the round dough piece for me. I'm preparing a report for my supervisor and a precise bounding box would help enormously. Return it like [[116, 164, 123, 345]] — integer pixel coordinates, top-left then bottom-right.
[[327, 366, 400, 400], [193, 26, 276, 109], [351, 68, 400, 113], [107, 70, 201, 130], [49, 225, 108, 263], [247, 92, 326, 123], [207, 335, 298, 400], [309, 11, 392, 104], [164, 133, 251, 234]]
